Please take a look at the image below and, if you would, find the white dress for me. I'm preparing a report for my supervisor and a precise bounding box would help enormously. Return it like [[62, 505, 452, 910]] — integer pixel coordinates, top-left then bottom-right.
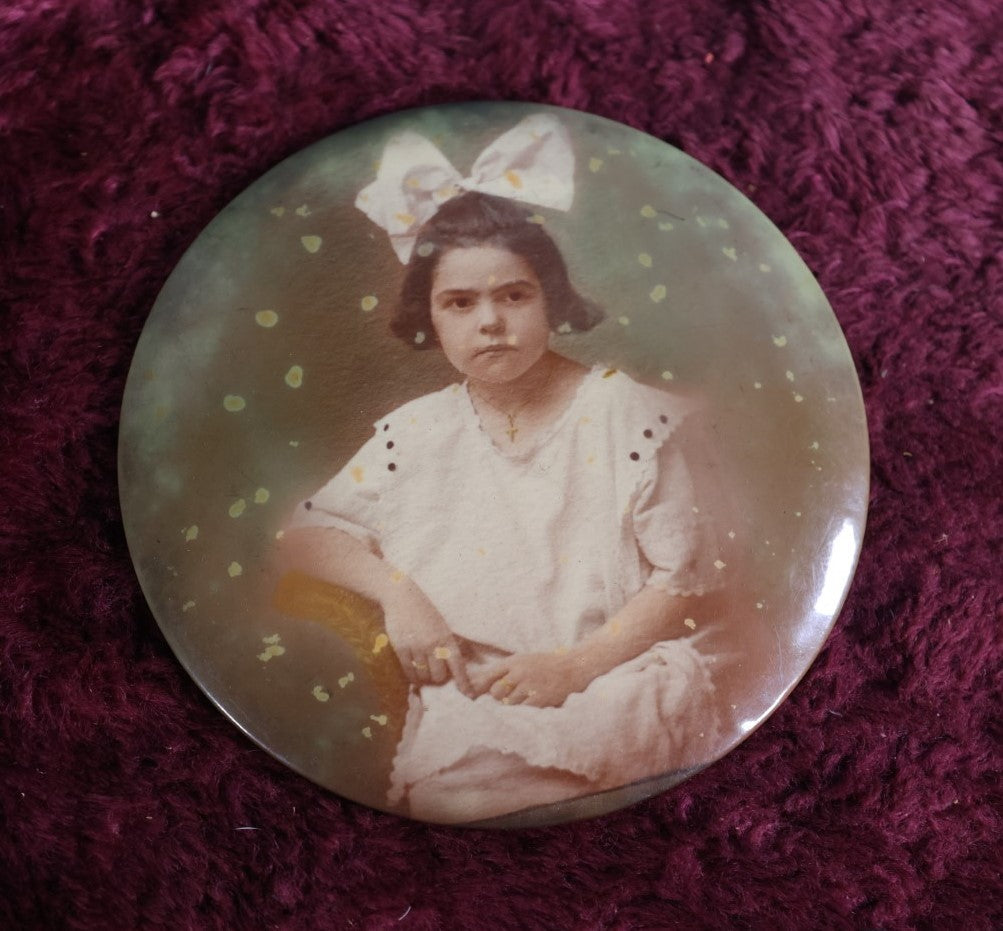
[[290, 366, 723, 820]]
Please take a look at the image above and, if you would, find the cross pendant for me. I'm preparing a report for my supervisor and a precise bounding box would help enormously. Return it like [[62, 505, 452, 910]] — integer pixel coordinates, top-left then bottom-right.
[[506, 416, 519, 442]]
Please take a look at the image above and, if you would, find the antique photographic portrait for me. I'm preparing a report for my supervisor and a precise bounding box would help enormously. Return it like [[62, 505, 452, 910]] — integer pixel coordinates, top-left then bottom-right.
[[120, 104, 867, 826]]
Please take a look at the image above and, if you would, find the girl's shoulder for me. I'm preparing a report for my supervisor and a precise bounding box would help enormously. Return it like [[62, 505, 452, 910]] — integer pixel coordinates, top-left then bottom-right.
[[371, 382, 469, 444], [585, 367, 697, 443]]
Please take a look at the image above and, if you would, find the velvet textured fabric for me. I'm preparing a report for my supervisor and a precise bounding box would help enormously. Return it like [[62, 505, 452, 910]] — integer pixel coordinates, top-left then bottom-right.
[[2, 1, 1000, 927]]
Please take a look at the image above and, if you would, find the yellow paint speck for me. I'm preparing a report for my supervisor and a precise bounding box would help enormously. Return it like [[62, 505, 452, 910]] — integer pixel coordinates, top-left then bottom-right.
[[589, 157, 603, 173], [618, 316, 630, 326], [338, 673, 354, 688], [684, 618, 697, 630], [182, 600, 195, 612], [476, 547, 486, 556], [289, 440, 299, 447], [638, 252, 652, 268], [755, 602, 764, 610], [754, 381, 763, 389], [255, 309, 279, 328], [650, 284, 667, 303], [786, 370, 795, 382], [772, 335, 788, 347], [285, 365, 304, 388], [717, 218, 730, 229], [295, 204, 311, 217], [257, 644, 285, 662], [254, 488, 269, 505], [414, 331, 426, 345], [795, 511, 802, 517], [184, 526, 199, 542], [714, 560, 727, 570], [263, 634, 281, 645], [370, 714, 388, 726], [609, 620, 622, 636], [586, 454, 596, 465], [228, 499, 246, 518], [360, 295, 378, 312], [727, 530, 736, 539], [361, 726, 373, 740], [416, 242, 434, 257], [505, 169, 523, 188], [556, 322, 572, 334], [390, 569, 405, 584], [300, 235, 322, 253], [274, 530, 285, 540], [228, 561, 242, 578], [372, 633, 389, 654], [350, 466, 365, 484], [223, 395, 246, 412], [658, 221, 674, 231], [660, 370, 674, 381], [759, 263, 772, 273], [722, 246, 737, 261], [696, 216, 708, 228], [528, 214, 545, 224], [810, 441, 820, 450], [312, 686, 330, 702], [794, 393, 804, 403], [640, 204, 657, 218], [270, 206, 285, 217], [433, 646, 452, 660]]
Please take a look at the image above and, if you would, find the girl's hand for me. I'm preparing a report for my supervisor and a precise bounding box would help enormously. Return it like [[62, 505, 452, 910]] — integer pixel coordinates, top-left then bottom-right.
[[470, 651, 594, 708], [382, 581, 474, 697]]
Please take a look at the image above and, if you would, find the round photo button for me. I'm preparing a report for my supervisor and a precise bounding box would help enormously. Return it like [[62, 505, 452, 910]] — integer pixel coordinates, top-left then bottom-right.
[[119, 102, 869, 827]]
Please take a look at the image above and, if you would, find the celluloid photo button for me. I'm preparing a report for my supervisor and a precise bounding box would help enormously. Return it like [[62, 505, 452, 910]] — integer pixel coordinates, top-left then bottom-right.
[[119, 102, 869, 828]]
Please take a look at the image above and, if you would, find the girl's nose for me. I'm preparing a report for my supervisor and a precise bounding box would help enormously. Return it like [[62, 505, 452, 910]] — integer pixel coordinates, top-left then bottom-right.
[[477, 299, 504, 333]]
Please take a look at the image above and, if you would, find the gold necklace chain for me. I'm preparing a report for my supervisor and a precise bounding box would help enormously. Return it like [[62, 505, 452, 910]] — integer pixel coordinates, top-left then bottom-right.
[[469, 364, 556, 443]]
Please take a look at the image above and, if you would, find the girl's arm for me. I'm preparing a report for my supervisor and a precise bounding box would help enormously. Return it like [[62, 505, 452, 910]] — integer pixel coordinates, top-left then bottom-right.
[[278, 526, 474, 696], [470, 585, 698, 707]]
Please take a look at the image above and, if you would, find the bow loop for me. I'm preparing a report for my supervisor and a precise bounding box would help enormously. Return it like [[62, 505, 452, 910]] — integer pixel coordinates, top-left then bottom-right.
[[355, 115, 575, 263]]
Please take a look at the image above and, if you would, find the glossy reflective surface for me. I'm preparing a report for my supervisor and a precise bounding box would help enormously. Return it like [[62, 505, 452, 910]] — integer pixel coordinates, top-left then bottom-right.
[[120, 103, 868, 827]]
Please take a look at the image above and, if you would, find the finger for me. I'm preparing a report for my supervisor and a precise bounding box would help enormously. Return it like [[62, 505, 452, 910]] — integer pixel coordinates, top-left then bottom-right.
[[395, 647, 421, 684], [427, 655, 449, 685], [507, 686, 530, 705], [467, 662, 502, 696], [523, 688, 544, 707], [444, 651, 475, 698], [489, 676, 515, 701]]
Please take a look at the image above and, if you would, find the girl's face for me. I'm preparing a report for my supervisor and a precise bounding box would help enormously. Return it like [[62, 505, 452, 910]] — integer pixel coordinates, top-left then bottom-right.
[[429, 245, 551, 385]]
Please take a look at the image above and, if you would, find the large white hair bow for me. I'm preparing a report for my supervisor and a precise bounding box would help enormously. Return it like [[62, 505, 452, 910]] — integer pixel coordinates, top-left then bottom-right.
[[355, 113, 575, 263]]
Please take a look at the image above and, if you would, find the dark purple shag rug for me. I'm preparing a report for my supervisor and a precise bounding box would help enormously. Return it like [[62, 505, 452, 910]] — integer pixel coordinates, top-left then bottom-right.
[[2, 1, 1001, 927]]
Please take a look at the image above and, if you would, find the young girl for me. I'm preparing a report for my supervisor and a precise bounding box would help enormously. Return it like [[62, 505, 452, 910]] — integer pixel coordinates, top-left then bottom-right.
[[282, 116, 724, 823]]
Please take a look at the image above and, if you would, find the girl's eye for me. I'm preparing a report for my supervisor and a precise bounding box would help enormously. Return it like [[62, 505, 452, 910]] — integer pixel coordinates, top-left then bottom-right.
[[502, 288, 529, 303], [445, 296, 474, 310]]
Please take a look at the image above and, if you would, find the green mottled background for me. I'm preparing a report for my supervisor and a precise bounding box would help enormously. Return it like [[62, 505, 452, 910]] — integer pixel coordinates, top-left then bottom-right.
[[119, 102, 868, 813]]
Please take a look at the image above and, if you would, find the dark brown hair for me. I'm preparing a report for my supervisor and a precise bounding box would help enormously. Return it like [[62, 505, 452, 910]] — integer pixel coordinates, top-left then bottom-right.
[[391, 192, 604, 348]]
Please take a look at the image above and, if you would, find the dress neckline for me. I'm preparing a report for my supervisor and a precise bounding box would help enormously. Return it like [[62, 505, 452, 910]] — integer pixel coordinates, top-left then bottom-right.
[[459, 364, 600, 462]]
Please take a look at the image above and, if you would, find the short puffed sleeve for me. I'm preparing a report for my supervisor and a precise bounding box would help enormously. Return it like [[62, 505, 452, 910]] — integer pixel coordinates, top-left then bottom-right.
[[286, 415, 404, 553], [631, 419, 724, 598]]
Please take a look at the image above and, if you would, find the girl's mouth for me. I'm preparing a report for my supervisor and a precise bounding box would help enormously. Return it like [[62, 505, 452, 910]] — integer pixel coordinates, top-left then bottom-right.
[[476, 345, 516, 356]]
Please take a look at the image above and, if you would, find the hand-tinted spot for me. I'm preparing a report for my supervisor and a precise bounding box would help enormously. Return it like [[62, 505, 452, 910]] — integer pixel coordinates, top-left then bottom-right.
[[659, 414, 668, 424], [386, 441, 394, 449], [629, 452, 640, 461], [643, 429, 653, 438], [304, 501, 312, 510], [388, 463, 397, 471]]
